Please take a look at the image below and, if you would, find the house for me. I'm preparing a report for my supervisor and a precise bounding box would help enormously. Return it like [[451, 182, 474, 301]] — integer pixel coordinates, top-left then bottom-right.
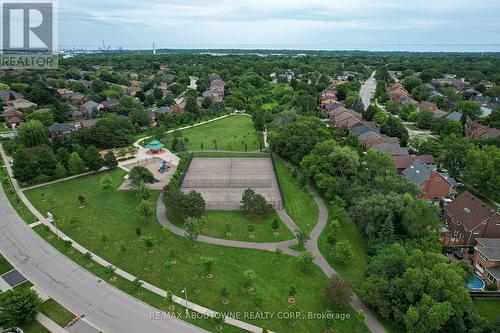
[[101, 99, 119, 112], [480, 80, 494, 89], [350, 122, 379, 136], [371, 143, 409, 156], [473, 238, 500, 288], [63, 92, 86, 105], [71, 110, 84, 121], [56, 88, 72, 96], [172, 97, 187, 114], [358, 131, 385, 149], [415, 101, 438, 112], [391, 154, 435, 173], [0, 90, 22, 104], [432, 109, 448, 119], [150, 106, 172, 122], [4, 109, 23, 127], [202, 90, 223, 103], [8, 99, 37, 111], [48, 122, 77, 138], [445, 111, 462, 122], [402, 160, 456, 200], [81, 100, 103, 117], [442, 191, 500, 246], [79, 119, 98, 129], [465, 118, 500, 139]]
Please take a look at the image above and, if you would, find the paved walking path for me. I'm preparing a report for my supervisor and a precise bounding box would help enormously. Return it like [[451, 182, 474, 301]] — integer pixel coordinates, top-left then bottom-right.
[[37, 313, 68, 333], [159, 187, 388, 333]]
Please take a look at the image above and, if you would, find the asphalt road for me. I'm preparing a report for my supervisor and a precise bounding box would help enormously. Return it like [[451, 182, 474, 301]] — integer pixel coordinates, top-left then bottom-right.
[[360, 71, 377, 110], [0, 185, 205, 333]]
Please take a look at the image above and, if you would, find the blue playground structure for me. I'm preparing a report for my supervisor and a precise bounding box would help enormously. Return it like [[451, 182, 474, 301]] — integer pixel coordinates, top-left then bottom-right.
[[158, 161, 169, 174]]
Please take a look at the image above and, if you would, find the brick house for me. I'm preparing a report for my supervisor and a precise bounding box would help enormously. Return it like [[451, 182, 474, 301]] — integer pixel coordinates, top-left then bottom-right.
[[402, 160, 456, 200], [473, 238, 500, 288], [465, 118, 500, 139], [392, 155, 435, 173], [442, 191, 500, 246]]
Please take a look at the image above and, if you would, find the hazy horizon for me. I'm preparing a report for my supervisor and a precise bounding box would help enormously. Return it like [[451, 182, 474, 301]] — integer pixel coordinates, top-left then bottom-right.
[[57, 0, 500, 53]]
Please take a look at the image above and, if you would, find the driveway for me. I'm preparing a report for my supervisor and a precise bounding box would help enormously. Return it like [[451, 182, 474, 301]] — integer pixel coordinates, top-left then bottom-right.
[[359, 71, 377, 110]]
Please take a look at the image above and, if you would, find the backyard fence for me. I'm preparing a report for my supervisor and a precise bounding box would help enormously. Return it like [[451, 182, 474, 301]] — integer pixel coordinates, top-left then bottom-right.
[[205, 200, 283, 211], [182, 178, 272, 189]]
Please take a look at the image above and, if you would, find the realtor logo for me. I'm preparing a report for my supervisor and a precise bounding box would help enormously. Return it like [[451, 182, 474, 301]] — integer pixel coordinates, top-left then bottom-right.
[[0, 1, 58, 68], [2, 2, 53, 51]]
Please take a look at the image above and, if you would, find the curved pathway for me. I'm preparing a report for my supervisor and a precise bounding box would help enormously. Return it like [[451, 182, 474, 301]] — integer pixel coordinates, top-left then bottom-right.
[[159, 187, 388, 333], [157, 194, 300, 257]]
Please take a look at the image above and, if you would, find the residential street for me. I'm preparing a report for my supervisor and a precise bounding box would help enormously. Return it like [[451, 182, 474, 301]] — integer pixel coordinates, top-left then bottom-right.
[[0, 185, 205, 333], [359, 71, 376, 110]]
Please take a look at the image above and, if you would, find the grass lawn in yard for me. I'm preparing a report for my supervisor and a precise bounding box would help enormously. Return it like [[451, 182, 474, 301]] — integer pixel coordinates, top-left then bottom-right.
[[0, 159, 38, 224], [0, 253, 13, 274], [169, 210, 294, 242], [26, 170, 369, 333], [318, 205, 368, 290], [18, 320, 51, 333], [164, 115, 263, 151], [39, 299, 75, 328], [0, 123, 11, 132], [273, 157, 318, 233], [473, 299, 500, 324]]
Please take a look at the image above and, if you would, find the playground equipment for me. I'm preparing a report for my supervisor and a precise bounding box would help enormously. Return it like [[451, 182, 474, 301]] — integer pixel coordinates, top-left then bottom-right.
[[158, 160, 169, 174]]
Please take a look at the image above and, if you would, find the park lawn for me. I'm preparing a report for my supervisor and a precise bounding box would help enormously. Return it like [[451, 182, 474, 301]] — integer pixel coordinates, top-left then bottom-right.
[[164, 115, 263, 151], [170, 210, 294, 242], [273, 157, 318, 233], [34, 225, 246, 333], [39, 299, 75, 328], [26, 170, 369, 333], [0, 253, 13, 274], [18, 320, 51, 333], [318, 205, 368, 290], [473, 299, 500, 323], [0, 160, 38, 224]]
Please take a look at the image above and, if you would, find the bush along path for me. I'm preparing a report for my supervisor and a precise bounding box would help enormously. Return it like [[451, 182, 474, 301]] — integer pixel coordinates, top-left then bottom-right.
[[159, 188, 388, 333]]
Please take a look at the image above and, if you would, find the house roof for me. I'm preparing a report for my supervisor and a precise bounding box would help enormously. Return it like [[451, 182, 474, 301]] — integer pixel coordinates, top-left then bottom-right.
[[9, 99, 37, 110], [358, 130, 381, 144], [445, 111, 462, 122], [48, 122, 76, 133], [371, 143, 409, 156], [444, 191, 500, 231], [82, 100, 101, 113], [432, 109, 448, 119], [416, 101, 436, 111], [350, 123, 379, 136], [402, 160, 435, 185], [476, 238, 500, 261], [80, 119, 98, 128], [488, 266, 500, 280], [152, 106, 172, 114], [392, 155, 435, 170]]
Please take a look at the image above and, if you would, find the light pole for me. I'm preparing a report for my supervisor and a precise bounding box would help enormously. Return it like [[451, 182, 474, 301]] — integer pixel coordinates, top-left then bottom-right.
[[47, 212, 59, 240], [182, 288, 189, 315]]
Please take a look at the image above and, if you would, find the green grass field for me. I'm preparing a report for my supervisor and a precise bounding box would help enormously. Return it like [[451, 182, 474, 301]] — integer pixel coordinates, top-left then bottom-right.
[[473, 299, 500, 324], [39, 299, 75, 328], [26, 170, 368, 333], [0, 253, 13, 274], [273, 157, 318, 233], [318, 205, 368, 290], [192, 151, 269, 158], [18, 320, 51, 333], [164, 115, 263, 151], [170, 210, 294, 242]]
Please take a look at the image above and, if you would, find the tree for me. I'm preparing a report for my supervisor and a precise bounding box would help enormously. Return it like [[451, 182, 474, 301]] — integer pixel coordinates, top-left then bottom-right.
[[165, 189, 206, 220], [324, 275, 352, 308], [103, 150, 118, 169], [333, 240, 353, 264], [130, 109, 152, 128], [404, 294, 453, 333], [17, 120, 47, 147], [12, 147, 38, 183], [294, 228, 310, 247], [271, 217, 280, 233], [437, 119, 463, 138], [129, 166, 155, 185], [0, 288, 42, 326], [184, 216, 200, 243], [411, 85, 430, 102], [83, 146, 103, 172], [297, 252, 314, 273], [138, 199, 154, 221], [67, 152, 86, 175], [135, 181, 151, 200], [99, 174, 113, 190], [240, 188, 273, 218], [269, 117, 330, 164], [140, 234, 155, 251], [416, 110, 434, 129], [462, 145, 500, 198], [456, 100, 482, 121], [35, 148, 57, 177], [242, 270, 257, 288], [404, 77, 423, 92], [54, 162, 67, 178], [440, 135, 474, 178], [200, 256, 216, 276], [185, 96, 200, 114]]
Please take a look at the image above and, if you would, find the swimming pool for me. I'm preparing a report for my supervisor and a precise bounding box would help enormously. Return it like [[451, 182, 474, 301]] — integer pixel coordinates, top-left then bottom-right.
[[466, 275, 485, 290]]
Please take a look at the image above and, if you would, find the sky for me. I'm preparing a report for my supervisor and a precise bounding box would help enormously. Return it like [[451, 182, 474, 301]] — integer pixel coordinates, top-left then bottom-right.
[[55, 0, 500, 52]]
